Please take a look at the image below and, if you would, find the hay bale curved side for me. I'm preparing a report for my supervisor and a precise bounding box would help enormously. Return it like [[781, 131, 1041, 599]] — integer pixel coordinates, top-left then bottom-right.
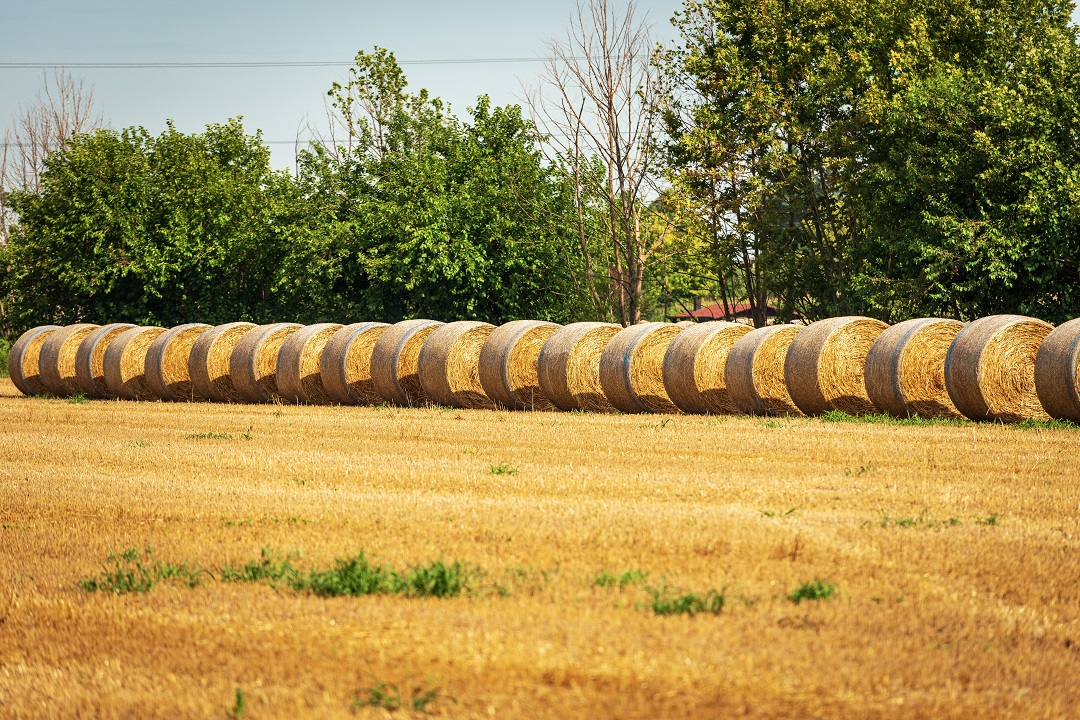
[[8, 325, 62, 396], [784, 316, 889, 416], [537, 322, 621, 412], [319, 322, 391, 405], [75, 323, 137, 398], [144, 323, 212, 401], [1034, 317, 1080, 421], [725, 325, 805, 416], [370, 319, 444, 407], [103, 326, 167, 400], [945, 314, 1053, 422], [865, 318, 965, 418], [229, 323, 303, 404], [663, 321, 752, 414], [599, 322, 684, 414], [275, 323, 345, 405], [418, 321, 497, 410], [188, 322, 257, 403], [38, 323, 100, 397], [477, 320, 561, 410]]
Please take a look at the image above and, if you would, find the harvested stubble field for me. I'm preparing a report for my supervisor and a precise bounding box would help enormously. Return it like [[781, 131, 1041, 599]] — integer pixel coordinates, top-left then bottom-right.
[[0, 379, 1078, 719]]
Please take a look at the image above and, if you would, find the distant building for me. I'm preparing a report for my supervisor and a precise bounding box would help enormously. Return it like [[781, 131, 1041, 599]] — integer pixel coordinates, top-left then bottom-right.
[[669, 300, 804, 325]]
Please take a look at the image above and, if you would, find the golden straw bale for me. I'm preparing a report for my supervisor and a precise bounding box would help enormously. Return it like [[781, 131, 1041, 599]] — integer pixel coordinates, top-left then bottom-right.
[[599, 322, 685, 414], [144, 324, 212, 402], [477, 320, 561, 411], [8, 325, 61, 396], [1035, 317, 1080, 422], [319, 322, 391, 405], [75, 324, 137, 398], [536, 322, 621, 412], [102, 326, 167, 400], [370, 319, 445, 407], [188, 322, 257, 403], [945, 314, 1053, 422], [784, 316, 889, 416], [662, 321, 752, 415], [229, 323, 303, 404], [276, 323, 345, 405], [418, 321, 497, 410], [725, 325, 805, 416], [865, 318, 965, 419], [38, 323, 100, 397]]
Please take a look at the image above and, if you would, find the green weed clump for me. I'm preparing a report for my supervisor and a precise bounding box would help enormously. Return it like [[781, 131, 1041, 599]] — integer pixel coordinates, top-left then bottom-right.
[[490, 462, 517, 475], [787, 579, 836, 605], [79, 547, 206, 594], [302, 553, 475, 599], [355, 678, 451, 712], [67, 393, 88, 405], [647, 583, 725, 616], [220, 547, 301, 586], [595, 568, 648, 589]]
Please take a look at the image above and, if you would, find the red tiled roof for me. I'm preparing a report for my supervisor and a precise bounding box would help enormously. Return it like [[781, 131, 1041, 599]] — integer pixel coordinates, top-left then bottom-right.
[[671, 302, 779, 320]]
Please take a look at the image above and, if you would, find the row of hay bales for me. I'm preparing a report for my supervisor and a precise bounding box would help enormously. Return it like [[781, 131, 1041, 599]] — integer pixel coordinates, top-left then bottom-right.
[[8, 315, 1080, 422]]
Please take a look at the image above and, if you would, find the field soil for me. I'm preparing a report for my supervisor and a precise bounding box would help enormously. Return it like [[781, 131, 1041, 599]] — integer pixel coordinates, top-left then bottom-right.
[[1, 377, 1078, 718]]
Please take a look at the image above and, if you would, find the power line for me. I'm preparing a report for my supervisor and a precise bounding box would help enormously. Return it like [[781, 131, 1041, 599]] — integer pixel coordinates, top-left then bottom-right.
[[0, 57, 563, 70]]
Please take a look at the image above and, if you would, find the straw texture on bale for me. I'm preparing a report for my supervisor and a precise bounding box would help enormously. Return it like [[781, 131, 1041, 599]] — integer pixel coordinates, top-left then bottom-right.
[[144, 324, 212, 402], [662, 321, 752, 415], [784, 316, 889, 416], [1034, 317, 1080, 422], [599, 322, 685, 414], [536, 322, 621, 412], [102, 326, 167, 400], [188, 322, 257, 403], [477, 320, 561, 410], [229, 323, 303, 404], [38, 323, 100, 397], [725, 325, 805, 416], [865, 318, 965, 419], [418, 321, 497, 410], [74, 323, 137, 398], [275, 323, 344, 405], [319, 322, 391, 405], [370, 319, 444, 407], [945, 314, 1053, 422], [8, 325, 61, 396]]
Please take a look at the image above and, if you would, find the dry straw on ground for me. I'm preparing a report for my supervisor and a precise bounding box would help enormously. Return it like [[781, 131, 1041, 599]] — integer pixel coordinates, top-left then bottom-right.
[[74, 324, 137, 399], [478, 320, 561, 411], [1034, 317, 1080, 422], [144, 324, 212, 402], [599, 322, 684, 414], [102, 326, 167, 400], [663, 321, 752, 415], [319, 322, 390, 406], [865, 318, 965, 419], [276, 323, 344, 405], [370, 319, 444, 407], [37, 323, 100, 397], [8, 325, 61, 396], [418, 321, 497, 410], [945, 314, 1054, 422], [784, 316, 889, 416], [229, 323, 303, 404], [726, 324, 805, 416], [188, 322, 257, 403], [537, 322, 621, 412]]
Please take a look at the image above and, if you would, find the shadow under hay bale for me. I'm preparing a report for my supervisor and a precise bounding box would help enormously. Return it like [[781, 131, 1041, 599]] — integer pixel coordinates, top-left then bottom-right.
[[75, 324, 137, 399], [9, 325, 61, 397], [725, 325, 805, 416], [418, 321, 497, 410], [370, 319, 444, 407], [865, 318, 965, 419], [537, 322, 621, 412], [784, 316, 889, 416], [478, 320, 561, 411], [276, 323, 344, 405], [145, 324, 212, 402], [599, 322, 684, 414], [319, 322, 391, 406], [1035, 317, 1080, 422], [663, 321, 752, 415], [103, 326, 167, 400], [188, 322, 257, 403], [229, 323, 303, 404], [38, 323, 100, 397]]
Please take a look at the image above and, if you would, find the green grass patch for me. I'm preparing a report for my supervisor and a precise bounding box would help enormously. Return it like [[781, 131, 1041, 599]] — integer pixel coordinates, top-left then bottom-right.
[[489, 462, 517, 475], [354, 678, 452, 712], [595, 568, 648, 589], [646, 583, 726, 616], [79, 546, 207, 594], [1014, 418, 1078, 431], [67, 393, 88, 405], [220, 547, 301, 586], [787, 579, 837, 605], [0, 338, 9, 378], [878, 512, 962, 529], [976, 513, 1000, 526], [303, 554, 476, 598], [821, 409, 1078, 430], [185, 425, 252, 441]]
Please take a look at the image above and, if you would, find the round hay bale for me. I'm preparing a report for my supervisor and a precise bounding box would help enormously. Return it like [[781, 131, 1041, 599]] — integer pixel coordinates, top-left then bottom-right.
[[536, 322, 621, 412], [945, 314, 1053, 422], [229, 323, 303, 404], [103, 326, 167, 400], [784, 316, 889, 416], [370, 319, 445, 407], [477, 320, 561, 411], [275, 323, 345, 405], [725, 325, 805, 416], [188, 322, 257, 403], [1035, 317, 1080, 422], [865, 318, 965, 419], [8, 325, 62, 396], [599, 322, 685, 414], [416, 321, 497, 410], [319, 322, 391, 405], [75, 323, 137, 398], [144, 323, 212, 402], [662, 321, 752, 414], [38, 323, 100, 397]]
